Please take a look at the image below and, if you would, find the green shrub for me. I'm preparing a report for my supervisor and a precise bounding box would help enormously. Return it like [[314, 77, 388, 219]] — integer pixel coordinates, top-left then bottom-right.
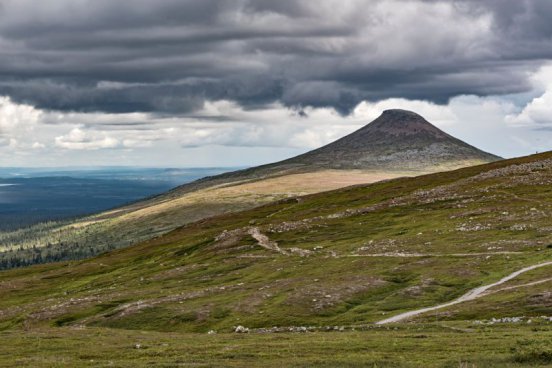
[[511, 339, 552, 364]]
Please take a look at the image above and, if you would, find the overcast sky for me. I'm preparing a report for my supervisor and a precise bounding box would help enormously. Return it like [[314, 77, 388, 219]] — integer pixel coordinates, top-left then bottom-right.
[[1, 0, 552, 167]]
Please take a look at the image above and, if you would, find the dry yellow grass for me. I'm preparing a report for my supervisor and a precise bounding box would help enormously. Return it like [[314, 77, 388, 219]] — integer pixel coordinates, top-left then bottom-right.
[[113, 170, 413, 222], [78, 157, 491, 230]]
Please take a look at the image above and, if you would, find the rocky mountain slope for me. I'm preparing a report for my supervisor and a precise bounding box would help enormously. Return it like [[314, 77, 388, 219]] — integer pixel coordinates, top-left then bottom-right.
[[0, 110, 501, 269], [274, 108, 500, 170]]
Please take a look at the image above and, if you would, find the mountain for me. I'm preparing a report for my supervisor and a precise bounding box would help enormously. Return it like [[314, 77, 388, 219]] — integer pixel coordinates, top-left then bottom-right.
[[0, 153, 552, 367], [167, 109, 501, 192], [0, 109, 501, 269], [285, 109, 500, 170]]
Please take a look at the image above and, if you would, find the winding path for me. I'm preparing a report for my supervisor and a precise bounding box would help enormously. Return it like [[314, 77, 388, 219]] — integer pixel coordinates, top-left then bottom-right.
[[376, 261, 552, 325], [349, 251, 521, 258]]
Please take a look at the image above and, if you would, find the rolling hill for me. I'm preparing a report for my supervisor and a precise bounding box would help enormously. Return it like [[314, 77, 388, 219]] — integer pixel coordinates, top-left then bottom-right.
[[0, 150, 550, 366], [0, 110, 501, 269]]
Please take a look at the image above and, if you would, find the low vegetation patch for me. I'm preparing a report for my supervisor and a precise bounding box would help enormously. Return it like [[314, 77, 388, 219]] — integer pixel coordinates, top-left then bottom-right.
[[511, 339, 552, 364]]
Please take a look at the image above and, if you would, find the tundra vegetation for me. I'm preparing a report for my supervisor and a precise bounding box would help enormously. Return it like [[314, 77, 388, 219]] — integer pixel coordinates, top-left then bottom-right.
[[0, 151, 551, 366]]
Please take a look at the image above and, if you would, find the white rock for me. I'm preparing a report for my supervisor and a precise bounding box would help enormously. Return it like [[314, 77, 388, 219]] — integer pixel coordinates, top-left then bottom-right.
[[234, 325, 249, 333]]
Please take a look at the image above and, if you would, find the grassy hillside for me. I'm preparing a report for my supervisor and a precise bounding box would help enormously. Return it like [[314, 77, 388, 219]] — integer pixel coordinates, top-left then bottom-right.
[[0, 164, 489, 270], [0, 152, 551, 331], [1, 152, 551, 366], [0, 169, 418, 268]]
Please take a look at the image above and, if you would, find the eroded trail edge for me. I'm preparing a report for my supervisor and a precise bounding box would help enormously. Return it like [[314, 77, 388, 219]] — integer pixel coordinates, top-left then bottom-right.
[[376, 261, 552, 324]]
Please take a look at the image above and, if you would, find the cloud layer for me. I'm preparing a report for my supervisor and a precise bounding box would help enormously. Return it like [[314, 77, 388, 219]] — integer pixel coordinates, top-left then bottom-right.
[[1, 0, 552, 115], [1, 0, 552, 166]]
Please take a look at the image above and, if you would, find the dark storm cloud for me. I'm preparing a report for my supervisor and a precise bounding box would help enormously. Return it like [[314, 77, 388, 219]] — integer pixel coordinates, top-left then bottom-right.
[[0, 0, 551, 116]]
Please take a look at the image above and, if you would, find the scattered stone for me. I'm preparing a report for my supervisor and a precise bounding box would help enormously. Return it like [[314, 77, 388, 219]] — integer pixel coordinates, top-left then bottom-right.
[[471, 316, 552, 325], [456, 223, 490, 232], [234, 325, 249, 333], [510, 224, 528, 231], [289, 247, 313, 257]]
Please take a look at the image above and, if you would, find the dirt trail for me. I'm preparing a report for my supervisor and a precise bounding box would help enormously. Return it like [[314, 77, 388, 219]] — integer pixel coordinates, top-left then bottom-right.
[[489, 277, 552, 294], [248, 227, 285, 254], [349, 251, 521, 258], [248, 227, 312, 257], [376, 261, 552, 324]]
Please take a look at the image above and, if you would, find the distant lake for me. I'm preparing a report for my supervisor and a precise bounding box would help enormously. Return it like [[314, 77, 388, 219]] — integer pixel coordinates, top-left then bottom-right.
[[0, 167, 240, 231]]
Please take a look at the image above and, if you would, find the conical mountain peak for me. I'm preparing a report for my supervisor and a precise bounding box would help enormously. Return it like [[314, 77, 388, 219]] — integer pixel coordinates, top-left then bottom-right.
[[178, 109, 502, 190], [360, 109, 449, 139], [281, 109, 501, 170]]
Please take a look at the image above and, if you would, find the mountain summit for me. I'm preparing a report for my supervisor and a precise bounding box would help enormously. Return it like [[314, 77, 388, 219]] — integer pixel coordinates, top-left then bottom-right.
[[284, 109, 501, 170], [180, 109, 501, 191], [185, 109, 501, 187]]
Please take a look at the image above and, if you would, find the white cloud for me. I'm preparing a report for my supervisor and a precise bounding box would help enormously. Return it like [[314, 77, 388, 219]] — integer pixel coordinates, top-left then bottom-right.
[[0, 96, 41, 134], [507, 91, 552, 126], [176, 101, 362, 149], [55, 128, 119, 150], [8, 138, 18, 149], [506, 65, 552, 126]]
